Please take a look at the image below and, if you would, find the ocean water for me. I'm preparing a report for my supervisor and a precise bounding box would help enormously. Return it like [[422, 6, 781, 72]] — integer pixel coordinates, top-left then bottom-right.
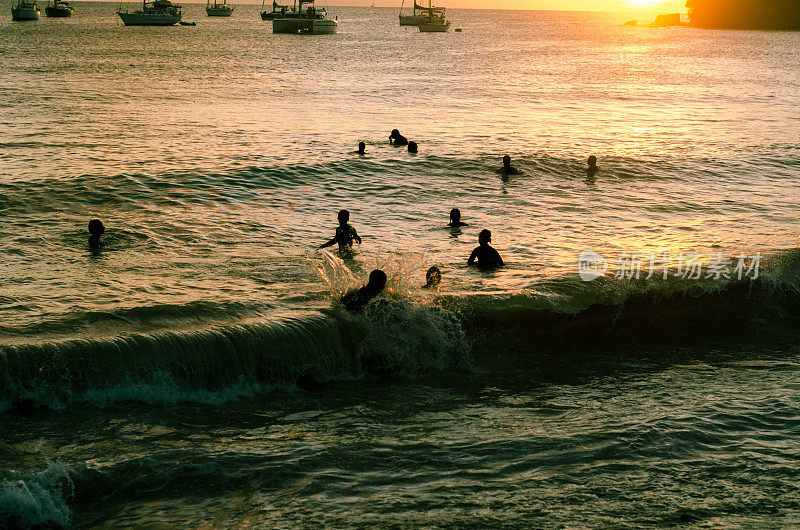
[[1, 4, 800, 527]]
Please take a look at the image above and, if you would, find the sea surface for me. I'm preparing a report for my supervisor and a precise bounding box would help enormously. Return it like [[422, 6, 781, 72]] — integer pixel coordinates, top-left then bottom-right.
[[1, 3, 799, 527]]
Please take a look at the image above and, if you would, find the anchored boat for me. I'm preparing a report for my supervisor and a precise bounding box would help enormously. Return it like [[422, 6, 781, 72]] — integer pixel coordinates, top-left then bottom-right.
[[11, 0, 40, 20], [272, 0, 336, 34], [206, 0, 233, 17], [44, 0, 73, 17], [399, 0, 442, 25], [261, 0, 288, 20], [117, 0, 181, 25], [418, 0, 449, 32]]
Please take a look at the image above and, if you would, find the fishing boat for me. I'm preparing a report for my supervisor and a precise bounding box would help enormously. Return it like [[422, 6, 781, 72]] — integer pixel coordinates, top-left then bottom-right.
[[399, 0, 442, 25], [44, 0, 73, 17], [11, 0, 40, 20], [261, 0, 288, 20], [206, 0, 233, 17], [272, 0, 336, 34], [418, 0, 448, 32], [117, 0, 181, 25]]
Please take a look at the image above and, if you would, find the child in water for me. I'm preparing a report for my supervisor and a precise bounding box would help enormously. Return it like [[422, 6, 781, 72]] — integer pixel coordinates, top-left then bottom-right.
[[341, 269, 387, 312], [468, 229, 504, 269], [423, 266, 441, 289], [389, 129, 408, 147], [88, 219, 105, 248], [319, 209, 362, 253], [497, 155, 522, 176], [449, 208, 467, 227], [586, 155, 598, 177]]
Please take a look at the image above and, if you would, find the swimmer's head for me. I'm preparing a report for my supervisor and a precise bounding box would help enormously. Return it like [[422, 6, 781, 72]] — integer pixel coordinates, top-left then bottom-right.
[[588, 155, 597, 167], [408, 141, 418, 154], [425, 266, 441, 287], [390, 129, 400, 138], [450, 208, 461, 224], [479, 229, 492, 245], [367, 269, 387, 291], [337, 209, 350, 225], [88, 219, 105, 236], [358, 142, 365, 153], [503, 155, 511, 167]]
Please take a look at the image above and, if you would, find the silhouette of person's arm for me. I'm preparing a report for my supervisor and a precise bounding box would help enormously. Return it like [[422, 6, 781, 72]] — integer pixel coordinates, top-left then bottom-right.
[[351, 227, 362, 245], [319, 235, 337, 249], [468, 248, 478, 266]]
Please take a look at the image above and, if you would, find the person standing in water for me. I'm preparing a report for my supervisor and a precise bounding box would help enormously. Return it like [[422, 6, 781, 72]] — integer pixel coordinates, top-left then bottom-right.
[[407, 141, 418, 154], [449, 208, 467, 227], [356, 142, 366, 155], [341, 269, 387, 312], [88, 219, 105, 248], [586, 155, 598, 177], [319, 209, 362, 254], [389, 129, 408, 147], [468, 229, 504, 269], [497, 155, 522, 176]]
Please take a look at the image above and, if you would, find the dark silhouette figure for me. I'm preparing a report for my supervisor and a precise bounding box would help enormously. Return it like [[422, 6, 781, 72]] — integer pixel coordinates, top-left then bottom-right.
[[468, 229, 504, 270], [356, 142, 366, 155], [587, 155, 598, 177], [389, 129, 408, 147], [88, 219, 105, 248], [497, 155, 522, 176], [341, 269, 387, 312], [319, 209, 362, 253], [423, 266, 441, 289], [449, 208, 467, 227], [407, 141, 418, 154]]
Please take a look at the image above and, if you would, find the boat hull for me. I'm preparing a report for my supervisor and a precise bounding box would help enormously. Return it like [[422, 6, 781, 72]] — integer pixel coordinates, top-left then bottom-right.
[[399, 14, 425, 25], [117, 11, 181, 25], [12, 6, 40, 20], [273, 17, 337, 34], [45, 5, 72, 16], [206, 6, 233, 16], [419, 20, 449, 31]]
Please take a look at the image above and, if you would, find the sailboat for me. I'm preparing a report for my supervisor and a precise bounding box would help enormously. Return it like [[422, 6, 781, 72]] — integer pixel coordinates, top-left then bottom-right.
[[261, 0, 288, 20], [272, 0, 337, 34], [45, 0, 73, 17], [417, 0, 448, 31], [11, 0, 40, 20], [399, 0, 442, 26], [117, 0, 181, 25], [206, 0, 233, 17]]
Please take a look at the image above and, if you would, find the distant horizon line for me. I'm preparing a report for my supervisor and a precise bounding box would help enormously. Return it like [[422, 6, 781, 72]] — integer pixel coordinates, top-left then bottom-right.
[[75, 0, 684, 15]]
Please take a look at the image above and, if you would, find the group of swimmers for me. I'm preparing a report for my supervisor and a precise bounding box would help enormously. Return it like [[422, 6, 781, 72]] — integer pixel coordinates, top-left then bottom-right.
[[315, 205, 505, 311], [358, 130, 600, 178], [86, 133, 600, 312]]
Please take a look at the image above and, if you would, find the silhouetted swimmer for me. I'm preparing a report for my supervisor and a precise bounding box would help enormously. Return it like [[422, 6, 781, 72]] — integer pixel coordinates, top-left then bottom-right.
[[468, 229, 504, 270], [449, 208, 467, 227], [497, 155, 522, 176], [356, 142, 366, 155], [423, 266, 441, 289], [407, 141, 418, 154], [319, 209, 362, 253], [341, 269, 387, 312], [88, 219, 105, 248], [389, 129, 408, 147], [587, 155, 598, 177]]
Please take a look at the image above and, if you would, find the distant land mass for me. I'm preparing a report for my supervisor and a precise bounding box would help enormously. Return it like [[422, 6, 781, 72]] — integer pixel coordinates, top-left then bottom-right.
[[686, 0, 800, 30]]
